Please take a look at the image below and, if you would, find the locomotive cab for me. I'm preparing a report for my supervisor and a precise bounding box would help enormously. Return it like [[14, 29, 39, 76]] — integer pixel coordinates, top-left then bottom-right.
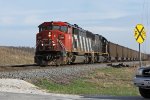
[[37, 22, 71, 51], [35, 21, 72, 66]]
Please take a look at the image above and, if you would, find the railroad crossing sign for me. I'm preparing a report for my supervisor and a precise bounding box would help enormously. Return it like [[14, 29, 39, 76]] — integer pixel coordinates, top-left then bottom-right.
[[134, 24, 146, 44]]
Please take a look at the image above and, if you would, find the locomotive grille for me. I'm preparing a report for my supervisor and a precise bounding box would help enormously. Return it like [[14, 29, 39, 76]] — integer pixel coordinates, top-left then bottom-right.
[[43, 40, 50, 45], [143, 69, 150, 77], [38, 39, 54, 51]]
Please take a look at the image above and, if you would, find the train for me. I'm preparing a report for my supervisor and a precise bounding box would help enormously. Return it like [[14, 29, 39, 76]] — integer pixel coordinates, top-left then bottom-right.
[[34, 21, 149, 66]]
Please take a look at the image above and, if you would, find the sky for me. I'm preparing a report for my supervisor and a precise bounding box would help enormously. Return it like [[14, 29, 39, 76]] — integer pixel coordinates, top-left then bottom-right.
[[0, 0, 150, 53]]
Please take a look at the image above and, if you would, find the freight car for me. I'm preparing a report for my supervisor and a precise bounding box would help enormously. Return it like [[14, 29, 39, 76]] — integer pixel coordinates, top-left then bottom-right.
[[108, 42, 149, 62], [34, 21, 148, 66]]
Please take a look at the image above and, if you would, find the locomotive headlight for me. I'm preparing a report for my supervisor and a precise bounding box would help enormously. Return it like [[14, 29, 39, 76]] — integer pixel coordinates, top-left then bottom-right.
[[48, 32, 52, 37], [52, 41, 56, 46], [136, 68, 144, 76], [48, 34, 51, 37], [53, 43, 56, 46]]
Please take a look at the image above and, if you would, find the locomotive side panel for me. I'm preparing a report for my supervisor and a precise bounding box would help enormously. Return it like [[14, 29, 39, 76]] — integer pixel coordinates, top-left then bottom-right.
[[93, 35, 99, 52], [92, 34, 103, 54], [98, 35, 103, 54], [101, 37, 108, 56], [86, 31, 94, 53], [64, 27, 72, 52], [72, 28, 94, 54], [72, 28, 79, 52]]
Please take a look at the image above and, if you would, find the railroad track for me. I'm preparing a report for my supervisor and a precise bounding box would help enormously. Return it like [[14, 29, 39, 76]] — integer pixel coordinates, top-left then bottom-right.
[[0, 61, 149, 72], [0, 61, 149, 83]]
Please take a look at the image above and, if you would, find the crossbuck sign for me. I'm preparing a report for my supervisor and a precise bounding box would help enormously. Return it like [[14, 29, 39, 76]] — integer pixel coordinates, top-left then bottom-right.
[[134, 24, 146, 44]]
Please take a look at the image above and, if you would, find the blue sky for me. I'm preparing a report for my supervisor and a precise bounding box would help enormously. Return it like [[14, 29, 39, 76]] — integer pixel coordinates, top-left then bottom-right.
[[0, 0, 150, 53]]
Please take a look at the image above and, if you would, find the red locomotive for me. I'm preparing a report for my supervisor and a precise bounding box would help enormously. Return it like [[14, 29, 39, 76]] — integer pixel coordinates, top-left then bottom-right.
[[34, 21, 108, 65]]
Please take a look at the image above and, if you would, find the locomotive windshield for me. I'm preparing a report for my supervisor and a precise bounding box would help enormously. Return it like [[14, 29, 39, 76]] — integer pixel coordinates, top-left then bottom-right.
[[39, 26, 52, 32], [53, 25, 60, 30], [60, 26, 68, 32], [39, 25, 68, 33]]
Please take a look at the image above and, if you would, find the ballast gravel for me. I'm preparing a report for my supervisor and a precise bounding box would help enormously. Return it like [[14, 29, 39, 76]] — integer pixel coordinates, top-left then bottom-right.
[[0, 62, 141, 83], [0, 64, 109, 83]]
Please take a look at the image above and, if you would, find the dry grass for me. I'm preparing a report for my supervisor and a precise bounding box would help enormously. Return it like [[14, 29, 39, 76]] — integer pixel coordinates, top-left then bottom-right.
[[0, 46, 34, 65], [81, 67, 139, 95], [35, 66, 140, 96], [84, 67, 136, 86]]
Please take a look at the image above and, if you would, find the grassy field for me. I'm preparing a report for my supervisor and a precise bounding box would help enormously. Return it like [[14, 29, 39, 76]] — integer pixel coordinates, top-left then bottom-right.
[[35, 66, 140, 96], [0, 46, 34, 65]]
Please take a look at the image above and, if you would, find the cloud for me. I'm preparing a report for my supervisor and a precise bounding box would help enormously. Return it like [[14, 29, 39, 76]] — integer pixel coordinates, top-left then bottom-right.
[[84, 26, 128, 33], [23, 15, 43, 26], [0, 17, 15, 25], [0, 12, 128, 27], [0, 0, 137, 27]]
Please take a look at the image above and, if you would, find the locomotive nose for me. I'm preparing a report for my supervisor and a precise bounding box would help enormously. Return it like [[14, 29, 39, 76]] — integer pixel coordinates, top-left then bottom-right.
[[36, 31, 56, 50]]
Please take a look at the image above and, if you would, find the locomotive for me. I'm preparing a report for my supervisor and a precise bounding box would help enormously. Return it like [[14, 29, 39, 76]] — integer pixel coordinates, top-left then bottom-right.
[[34, 21, 149, 66], [34, 21, 108, 65]]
